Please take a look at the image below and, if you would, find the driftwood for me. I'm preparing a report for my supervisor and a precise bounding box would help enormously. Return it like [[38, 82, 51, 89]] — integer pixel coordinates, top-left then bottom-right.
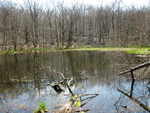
[[53, 93, 98, 113], [47, 70, 75, 94], [118, 62, 150, 76], [50, 83, 65, 94], [118, 62, 150, 81], [49, 70, 99, 113]]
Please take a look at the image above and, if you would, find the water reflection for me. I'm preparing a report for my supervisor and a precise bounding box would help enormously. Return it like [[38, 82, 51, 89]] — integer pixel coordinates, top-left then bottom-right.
[[0, 51, 149, 112], [117, 80, 150, 112]]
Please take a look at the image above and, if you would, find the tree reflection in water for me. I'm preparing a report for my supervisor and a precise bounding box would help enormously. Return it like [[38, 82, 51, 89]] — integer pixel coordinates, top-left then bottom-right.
[[0, 51, 150, 112]]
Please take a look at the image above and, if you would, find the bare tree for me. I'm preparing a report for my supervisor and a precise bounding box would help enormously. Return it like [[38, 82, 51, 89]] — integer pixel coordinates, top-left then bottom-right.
[[9, 5, 22, 51], [46, 9, 53, 46], [67, 4, 81, 48], [0, 0, 150, 51], [0, 2, 10, 50], [25, 0, 41, 48]]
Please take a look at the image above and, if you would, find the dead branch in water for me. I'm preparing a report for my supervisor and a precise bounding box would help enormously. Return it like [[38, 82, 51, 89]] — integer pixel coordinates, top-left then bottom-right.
[[117, 89, 150, 112], [47, 69, 99, 113], [118, 62, 150, 81], [118, 62, 150, 76]]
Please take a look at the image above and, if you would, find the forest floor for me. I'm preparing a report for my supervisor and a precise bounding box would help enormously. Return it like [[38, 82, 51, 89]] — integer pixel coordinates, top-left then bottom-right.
[[0, 47, 150, 55]]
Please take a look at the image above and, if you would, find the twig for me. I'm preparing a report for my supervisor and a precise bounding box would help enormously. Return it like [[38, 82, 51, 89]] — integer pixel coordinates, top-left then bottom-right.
[[119, 104, 136, 113], [99, 96, 107, 113], [54, 72, 65, 79], [136, 69, 150, 80], [66, 84, 75, 95], [55, 94, 64, 108], [81, 94, 99, 107], [77, 93, 99, 98], [7, 97, 30, 113], [75, 108, 90, 112]]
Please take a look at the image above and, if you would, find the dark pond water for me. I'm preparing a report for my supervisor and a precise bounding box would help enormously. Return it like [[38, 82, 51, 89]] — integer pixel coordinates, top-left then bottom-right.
[[0, 51, 150, 113]]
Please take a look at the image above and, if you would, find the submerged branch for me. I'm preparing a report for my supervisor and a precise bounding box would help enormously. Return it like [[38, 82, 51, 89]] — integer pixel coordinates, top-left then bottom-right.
[[117, 89, 150, 112], [117, 104, 136, 113], [77, 93, 99, 98], [75, 109, 90, 112]]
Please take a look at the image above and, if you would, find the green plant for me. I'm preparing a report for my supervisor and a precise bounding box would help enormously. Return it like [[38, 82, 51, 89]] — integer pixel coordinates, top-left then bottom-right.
[[10, 49, 16, 52], [40, 48, 45, 51], [70, 95, 81, 108], [70, 95, 75, 100], [75, 98, 81, 108], [68, 47, 74, 49], [39, 102, 46, 111], [16, 49, 21, 51], [34, 102, 47, 113], [19, 51, 23, 54]]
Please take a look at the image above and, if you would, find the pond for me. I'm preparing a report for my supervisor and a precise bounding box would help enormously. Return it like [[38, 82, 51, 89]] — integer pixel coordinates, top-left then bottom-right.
[[0, 51, 150, 113]]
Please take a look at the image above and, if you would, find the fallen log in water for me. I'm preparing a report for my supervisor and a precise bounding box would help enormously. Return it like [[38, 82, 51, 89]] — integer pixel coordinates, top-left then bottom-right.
[[118, 62, 150, 81], [53, 93, 99, 113], [118, 62, 150, 76], [48, 70, 99, 113]]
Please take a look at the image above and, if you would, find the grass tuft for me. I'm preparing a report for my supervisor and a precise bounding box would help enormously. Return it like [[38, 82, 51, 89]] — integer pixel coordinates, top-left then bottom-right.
[[34, 102, 47, 113]]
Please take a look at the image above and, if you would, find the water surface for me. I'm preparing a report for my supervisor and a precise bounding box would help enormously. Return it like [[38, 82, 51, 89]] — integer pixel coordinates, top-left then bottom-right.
[[0, 51, 150, 112]]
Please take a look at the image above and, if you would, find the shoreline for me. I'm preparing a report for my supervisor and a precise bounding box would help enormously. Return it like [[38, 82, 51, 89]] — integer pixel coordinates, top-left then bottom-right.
[[0, 47, 150, 55]]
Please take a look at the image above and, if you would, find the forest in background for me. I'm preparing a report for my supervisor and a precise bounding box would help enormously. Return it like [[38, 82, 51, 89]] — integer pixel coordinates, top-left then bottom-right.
[[0, 0, 150, 51]]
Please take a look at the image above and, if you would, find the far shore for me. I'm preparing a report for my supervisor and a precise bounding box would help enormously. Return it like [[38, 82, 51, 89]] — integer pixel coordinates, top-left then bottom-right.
[[0, 47, 150, 55]]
